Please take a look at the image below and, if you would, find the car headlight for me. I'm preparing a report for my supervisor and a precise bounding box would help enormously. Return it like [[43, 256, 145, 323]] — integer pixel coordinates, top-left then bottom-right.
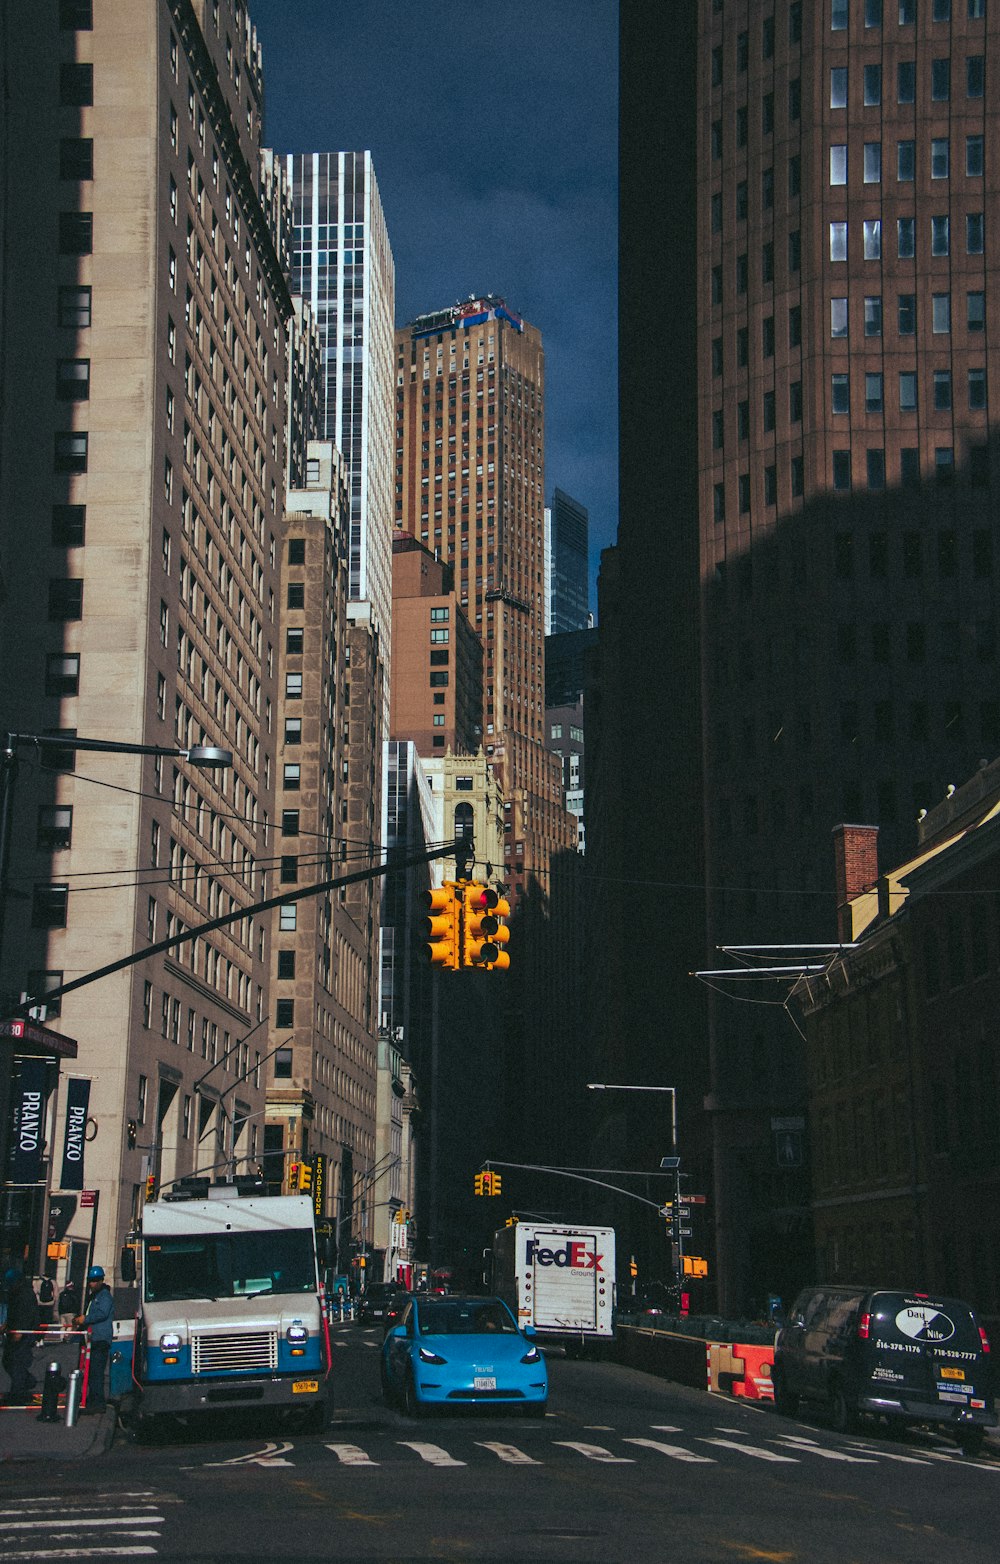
[[418, 1346, 447, 1365], [159, 1331, 183, 1352], [286, 1323, 309, 1355], [520, 1346, 542, 1364]]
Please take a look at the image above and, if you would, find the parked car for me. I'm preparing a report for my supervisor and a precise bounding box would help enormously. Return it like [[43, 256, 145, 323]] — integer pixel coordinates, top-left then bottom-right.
[[772, 1285, 997, 1455], [356, 1282, 404, 1327], [381, 1293, 548, 1417]]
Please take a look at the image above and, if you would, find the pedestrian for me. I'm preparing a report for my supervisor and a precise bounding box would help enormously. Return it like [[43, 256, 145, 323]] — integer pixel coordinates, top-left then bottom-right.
[[37, 1275, 56, 1329], [2, 1268, 40, 1405], [74, 1265, 114, 1412], [58, 1279, 82, 1335]]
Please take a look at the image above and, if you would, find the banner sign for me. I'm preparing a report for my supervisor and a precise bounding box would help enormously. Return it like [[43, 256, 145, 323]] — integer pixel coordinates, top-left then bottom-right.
[[59, 1077, 91, 1190], [9, 1057, 48, 1183], [312, 1152, 326, 1218]]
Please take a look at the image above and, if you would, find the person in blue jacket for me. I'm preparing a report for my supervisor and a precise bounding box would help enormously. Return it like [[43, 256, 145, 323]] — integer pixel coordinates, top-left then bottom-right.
[[75, 1266, 114, 1412]]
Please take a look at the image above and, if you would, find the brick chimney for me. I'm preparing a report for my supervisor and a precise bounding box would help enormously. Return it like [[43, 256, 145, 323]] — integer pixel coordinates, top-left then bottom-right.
[[832, 824, 879, 943]]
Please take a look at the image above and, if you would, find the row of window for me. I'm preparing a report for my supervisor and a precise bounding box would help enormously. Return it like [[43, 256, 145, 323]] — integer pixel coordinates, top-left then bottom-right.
[[829, 135, 984, 184], [828, 213, 981, 262], [828, 55, 984, 107], [712, 441, 987, 520], [832, 527, 994, 581], [832, 0, 986, 29], [830, 365, 987, 413]]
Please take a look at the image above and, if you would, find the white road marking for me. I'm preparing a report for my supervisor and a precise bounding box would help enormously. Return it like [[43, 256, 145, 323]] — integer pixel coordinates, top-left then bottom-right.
[[843, 1443, 934, 1465], [1, 1550, 158, 1561], [398, 1440, 466, 1467], [775, 1435, 877, 1463], [555, 1441, 634, 1463], [625, 1438, 715, 1464], [325, 1442, 379, 1465], [476, 1441, 542, 1465], [203, 1440, 294, 1466], [650, 1425, 682, 1433], [700, 1438, 797, 1463], [0, 1519, 165, 1532]]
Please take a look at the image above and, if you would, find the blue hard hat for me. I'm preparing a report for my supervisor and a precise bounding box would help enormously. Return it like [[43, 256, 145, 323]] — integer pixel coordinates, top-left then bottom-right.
[[87, 1265, 105, 1280], [3, 1267, 21, 1286]]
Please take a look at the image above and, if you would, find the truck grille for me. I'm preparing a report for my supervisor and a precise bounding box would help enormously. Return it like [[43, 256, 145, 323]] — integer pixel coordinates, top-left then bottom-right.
[[192, 1331, 277, 1375]]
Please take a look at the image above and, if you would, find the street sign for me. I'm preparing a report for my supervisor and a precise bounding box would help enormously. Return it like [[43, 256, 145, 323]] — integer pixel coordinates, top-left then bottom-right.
[[678, 1207, 691, 1218], [679, 1226, 693, 1237], [685, 1195, 708, 1204], [80, 1189, 96, 1208], [659, 1157, 680, 1169]]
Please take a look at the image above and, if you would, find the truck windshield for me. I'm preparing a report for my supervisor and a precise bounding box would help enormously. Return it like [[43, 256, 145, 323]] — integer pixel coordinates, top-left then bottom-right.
[[144, 1228, 316, 1302]]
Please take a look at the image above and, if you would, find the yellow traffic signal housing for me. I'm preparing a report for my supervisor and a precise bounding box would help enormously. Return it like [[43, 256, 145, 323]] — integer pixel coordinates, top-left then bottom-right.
[[424, 883, 461, 969], [299, 1162, 313, 1193], [288, 1160, 300, 1191], [491, 1172, 502, 1196], [144, 1173, 157, 1203], [463, 884, 511, 970], [474, 1172, 485, 1195]]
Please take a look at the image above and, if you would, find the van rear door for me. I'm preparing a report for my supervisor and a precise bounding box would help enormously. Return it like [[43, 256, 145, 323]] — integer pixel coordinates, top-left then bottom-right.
[[866, 1293, 991, 1412]]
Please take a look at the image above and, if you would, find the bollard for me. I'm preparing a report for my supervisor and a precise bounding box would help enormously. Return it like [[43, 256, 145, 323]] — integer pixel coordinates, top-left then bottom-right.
[[38, 1361, 66, 1423], [65, 1369, 82, 1427]]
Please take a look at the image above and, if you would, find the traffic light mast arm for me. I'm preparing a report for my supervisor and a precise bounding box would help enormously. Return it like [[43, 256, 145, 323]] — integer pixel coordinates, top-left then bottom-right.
[[7, 837, 467, 1021], [480, 1160, 667, 1210]]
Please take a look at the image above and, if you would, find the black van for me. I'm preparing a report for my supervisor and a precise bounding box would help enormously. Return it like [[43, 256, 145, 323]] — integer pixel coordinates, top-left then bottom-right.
[[772, 1286, 997, 1455]]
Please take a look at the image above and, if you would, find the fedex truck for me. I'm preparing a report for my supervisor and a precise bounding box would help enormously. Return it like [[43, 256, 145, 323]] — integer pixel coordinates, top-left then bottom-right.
[[491, 1223, 616, 1357], [115, 1183, 331, 1435]]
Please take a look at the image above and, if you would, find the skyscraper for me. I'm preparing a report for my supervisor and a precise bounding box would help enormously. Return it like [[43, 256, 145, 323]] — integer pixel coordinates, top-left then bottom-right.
[[545, 488, 590, 635]]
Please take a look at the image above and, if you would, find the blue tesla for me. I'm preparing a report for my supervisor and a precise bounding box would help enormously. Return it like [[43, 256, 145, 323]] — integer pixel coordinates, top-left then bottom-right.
[[381, 1293, 548, 1416]]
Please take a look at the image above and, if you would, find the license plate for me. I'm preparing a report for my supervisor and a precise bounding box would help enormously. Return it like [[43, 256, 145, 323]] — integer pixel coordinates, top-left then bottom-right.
[[292, 1379, 319, 1394], [473, 1376, 497, 1391], [940, 1367, 965, 1381], [937, 1390, 970, 1403]]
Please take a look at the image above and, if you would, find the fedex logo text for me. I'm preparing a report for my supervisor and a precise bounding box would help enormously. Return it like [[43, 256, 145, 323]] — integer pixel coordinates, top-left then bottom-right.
[[527, 1239, 603, 1271]]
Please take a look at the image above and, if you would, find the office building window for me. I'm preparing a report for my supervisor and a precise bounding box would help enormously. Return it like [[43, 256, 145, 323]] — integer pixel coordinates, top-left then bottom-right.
[[712, 337, 723, 375], [711, 266, 722, 305], [711, 120, 722, 159], [967, 213, 984, 253], [279, 905, 297, 932], [931, 215, 949, 255], [833, 451, 852, 490], [830, 145, 847, 185], [866, 373, 883, 413], [791, 454, 804, 497], [831, 68, 848, 108], [788, 153, 801, 197], [58, 212, 92, 254], [932, 59, 950, 100], [931, 138, 950, 178], [936, 447, 955, 481], [898, 293, 916, 334], [898, 217, 915, 258], [967, 55, 985, 96], [59, 63, 93, 105], [283, 763, 300, 790], [790, 1, 803, 41], [788, 229, 801, 271], [969, 0, 985, 17], [283, 717, 301, 744], [281, 810, 299, 837], [901, 448, 921, 486], [788, 78, 801, 120], [737, 105, 748, 148], [737, 326, 749, 365], [60, 0, 92, 23], [54, 432, 88, 473], [285, 672, 302, 699], [788, 305, 802, 346], [280, 856, 298, 884], [56, 359, 90, 400], [763, 391, 775, 432], [712, 410, 724, 449], [52, 505, 85, 545], [48, 579, 83, 620], [59, 137, 93, 180], [762, 93, 774, 135], [933, 0, 951, 16], [832, 0, 848, 29], [287, 583, 304, 609], [789, 381, 802, 422], [57, 286, 91, 328], [32, 885, 69, 929], [934, 370, 952, 409], [762, 316, 775, 357], [864, 296, 882, 336], [967, 135, 985, 176], [864, 219, 882, 259], [736, 253, 748, 293], [968, 291, 986, 331], [864, 64, 882, 104], [867, 449, 886, 490], [831, 297, 848, 338], [899, 0, 915, 22], [898, 61, 916, 103], [37, 806, 73, 850], [737, 400, 750, 440], [832, 373, 850, 414], [736, 180, 748, 221], [897, 140, 915, 181], [274, 1048, 293, 1078], [711, 192, 722, 233], [764, 466, 777, 505], [932, 294, 951, 333], [969, 368, 987, 409], [713, 483, 725, 523], [762, 241, 774, 282], [900, 371, 918, 410], [864, 143, 881, 182], [739, 474, 751, 513], [830, 222, 848, 261]]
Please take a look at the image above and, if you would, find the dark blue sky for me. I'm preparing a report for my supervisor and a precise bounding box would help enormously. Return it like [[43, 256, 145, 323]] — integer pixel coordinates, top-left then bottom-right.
[[248, 0, 618, 616]]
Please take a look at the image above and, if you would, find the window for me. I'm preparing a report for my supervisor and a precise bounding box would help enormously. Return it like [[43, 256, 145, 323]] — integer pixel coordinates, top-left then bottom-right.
[[762, 316, 775, 357], [739, 474, 751, 514], [833, 451, 852, 490], [789, 381, 802, 422], [713, 483, 725, 523], [830, 145, 847, 185], [48, 579, 83, 620], [60, 0, 93, 24], [735, 180, 748, 221], [280, 856, 298, 885], [54, 432, 88, 473], [32, 885, 69, 929], [738, 326, 749, 364], [288, 537, 306, 564], [712, 337, 723, 375], [864, 64, 882, 104], [931, 138, 950, 178], [763, 391, 776, 432], [864, 219, 881, 259], [788, 154, 801, 197], [762, 168, 774, 209], [59, 137, 93, 180], [282, 763, 300, 790], [57, 286, 91, 328], [898, 61, 916, 103], [791, 455, 804, 497], [58, 212, 92, 254], [831, 67, 848, 108], [865, 0, 882, 21], [762, 93, 774, 135], [864, 295, 882, 336], [831, 297, 848, 338], [281, 810, 299, 837], [969, 367, 987, 409], [933, 0, 951, 17], [285, 627, 304, 655], [868, 449, 886, 489], [931, 215, 950, 255], [897, 140, 915, 181], [52, 505, 85, 545], [284, 717, 301, 743], [934, 370, 952, 409], [37, 806, 73, 850], [932, 58, 950, 100], [764, 466, 777, 505], [832, 373, 850, 414], [711, 193, 722, 233], [932, 293, 951, 333], [711, 45, 722, 87], [711, 266, 722, 305], [967, 213, 984, 253], [967, 55, 985, 97], [56, 359, 90, 400], [967, 135, 984, 176], [899, 0, 915, 21], [899, 293, 916, 334], [284, 672, 302, 699], [897, 217, 915, 258], [25, 971, 64, 1020], [830, 222, 848, 261], [738, 400, 750, 439], [866, 373, 883, 412], [712, 410, 724, 450], [762, 14, 774, 56], [790, 0, 803, 41], [274, 1047, 293, 1078], [788, 78, 801, 119], [736, 105, 748, 148], [736, 253, 748, 294], [711, 120, 722, 160], [900, 370, 918, 410], [832, 0, 848, 28], [968, 291, 986, 331], [788, 229, 801, 271], [901, 448, 921, 485], [969, 0, 985, 16], [936, 447, 955, 481], [279, 905, 297, 932], [864, 143, 881, 182], [287, 582, 304, 609], [277, 951, 296, 980], [59, 63, 93, 105]]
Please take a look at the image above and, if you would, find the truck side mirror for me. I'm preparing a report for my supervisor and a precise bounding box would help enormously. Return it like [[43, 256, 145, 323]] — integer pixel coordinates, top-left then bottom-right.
[[120, 1245, 136, 1283]]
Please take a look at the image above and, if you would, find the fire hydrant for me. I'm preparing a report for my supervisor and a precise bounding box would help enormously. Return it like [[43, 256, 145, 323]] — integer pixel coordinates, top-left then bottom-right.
[[38, 1360, 66, 1424]]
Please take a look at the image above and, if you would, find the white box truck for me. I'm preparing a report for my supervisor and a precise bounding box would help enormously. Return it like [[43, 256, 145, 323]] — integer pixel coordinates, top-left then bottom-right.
[[491, 1222, 616, 1357]]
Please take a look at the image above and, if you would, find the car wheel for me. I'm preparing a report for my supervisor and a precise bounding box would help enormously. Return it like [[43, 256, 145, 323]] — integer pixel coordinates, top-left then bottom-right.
[[957, 1426, 985, 1458], [828, 1383, 858, 1434], [771, 1367, 799, 1417], [403, 1370, 424, 1419]]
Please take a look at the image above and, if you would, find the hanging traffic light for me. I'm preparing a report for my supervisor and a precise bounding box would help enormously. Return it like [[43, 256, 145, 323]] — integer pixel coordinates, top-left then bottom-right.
[[144, 1173, 157, 1203], [298, 1161, 313, 1193], [463, 884, 510, 970], [288, 1160, 301, 1191], [424, 882, 461, 969], [474, 1172, 485, 1196]]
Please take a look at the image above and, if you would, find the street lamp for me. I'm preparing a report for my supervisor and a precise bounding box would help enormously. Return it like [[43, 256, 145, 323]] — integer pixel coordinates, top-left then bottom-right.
[[587, 1083, 682, 1305]]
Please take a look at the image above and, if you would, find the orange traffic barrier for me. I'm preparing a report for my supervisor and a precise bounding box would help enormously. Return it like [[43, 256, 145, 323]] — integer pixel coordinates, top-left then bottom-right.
[[729, 1343, 774, 1400]]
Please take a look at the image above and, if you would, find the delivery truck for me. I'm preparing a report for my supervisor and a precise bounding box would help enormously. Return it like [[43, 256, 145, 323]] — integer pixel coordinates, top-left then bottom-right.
[[114, 1181, 331, 1435], [490, 1222, 616, 1357]]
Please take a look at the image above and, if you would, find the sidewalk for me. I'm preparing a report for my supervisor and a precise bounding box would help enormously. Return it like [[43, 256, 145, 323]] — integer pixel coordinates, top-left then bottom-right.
[[1, 1332, 116, 1462]]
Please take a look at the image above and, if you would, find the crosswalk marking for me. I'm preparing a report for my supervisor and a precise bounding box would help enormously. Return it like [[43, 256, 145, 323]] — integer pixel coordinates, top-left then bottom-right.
[[775, 1435, 877, 1464], [700, 1438, 797, 1463], [1, 1550, 159, 1560], [554, 1441, 634, 1463], [625, 1438, 715, 1464], [843, 1444, 934, 1466], [0, 1519, 166, 1532], [398, 1440, 466, 1467], [476, 1441, 542, 1464], [325, 1442, 379, 1465]]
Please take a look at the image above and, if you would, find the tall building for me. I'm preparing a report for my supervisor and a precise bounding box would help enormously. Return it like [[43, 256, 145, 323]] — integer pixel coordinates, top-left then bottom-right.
[[284, 150, 395, 730], [0, 0, 298, 1274], [598, 0, 1000, 1312], [544, 487, 590, 635], [389, 532, 483, 758], [394, 295, 575, 906]]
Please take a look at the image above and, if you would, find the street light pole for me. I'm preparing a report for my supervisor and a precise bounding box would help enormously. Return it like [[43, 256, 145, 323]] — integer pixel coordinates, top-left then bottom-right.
[[587, 1082, 682, 1305]]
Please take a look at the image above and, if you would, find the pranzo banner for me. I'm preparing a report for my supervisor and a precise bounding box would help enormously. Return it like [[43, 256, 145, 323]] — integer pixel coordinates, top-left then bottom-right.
[[59, 1077, 91, 1191]]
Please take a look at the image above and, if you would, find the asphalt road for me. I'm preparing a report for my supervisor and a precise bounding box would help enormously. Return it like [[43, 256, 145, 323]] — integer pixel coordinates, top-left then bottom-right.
[[2, 1323, 998, 1563]]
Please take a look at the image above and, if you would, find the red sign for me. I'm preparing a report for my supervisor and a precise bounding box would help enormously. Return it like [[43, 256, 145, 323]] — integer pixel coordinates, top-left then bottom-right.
[[80, 1189, 97, 1208]]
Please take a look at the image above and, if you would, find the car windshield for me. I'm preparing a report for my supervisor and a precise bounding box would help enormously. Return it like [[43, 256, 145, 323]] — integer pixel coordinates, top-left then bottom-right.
[[144, 1228, 316, 1302], [417, 1299, 518, 1335]]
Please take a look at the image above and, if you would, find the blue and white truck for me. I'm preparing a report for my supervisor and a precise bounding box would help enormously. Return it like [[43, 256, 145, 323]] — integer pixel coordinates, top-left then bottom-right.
[[114, 1184, 331, 1434]]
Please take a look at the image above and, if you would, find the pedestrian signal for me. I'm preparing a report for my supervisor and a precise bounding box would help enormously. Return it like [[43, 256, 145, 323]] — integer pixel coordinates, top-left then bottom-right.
[[424, 883, 460, 969]]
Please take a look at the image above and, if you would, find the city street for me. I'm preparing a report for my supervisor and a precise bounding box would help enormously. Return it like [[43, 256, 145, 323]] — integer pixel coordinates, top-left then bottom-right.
[[2, 1324, 997, 1562]]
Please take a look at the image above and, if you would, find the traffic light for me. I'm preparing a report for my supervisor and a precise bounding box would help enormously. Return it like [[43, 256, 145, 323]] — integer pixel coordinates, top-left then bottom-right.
[[474, 1172, 485, 1196], [462, 884, 511, 970], [491, 1172, 502, 1197], [424, 882, 460, 969], [126, 1119, 137, 1150], [298, 1161, 313, 1193], [144, 1173, 157, 1203], [288, 1160, 300, 1191]]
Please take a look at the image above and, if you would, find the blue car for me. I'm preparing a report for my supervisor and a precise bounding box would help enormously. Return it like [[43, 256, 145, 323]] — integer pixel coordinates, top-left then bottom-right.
[[381, 1293, 548, 1417]]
